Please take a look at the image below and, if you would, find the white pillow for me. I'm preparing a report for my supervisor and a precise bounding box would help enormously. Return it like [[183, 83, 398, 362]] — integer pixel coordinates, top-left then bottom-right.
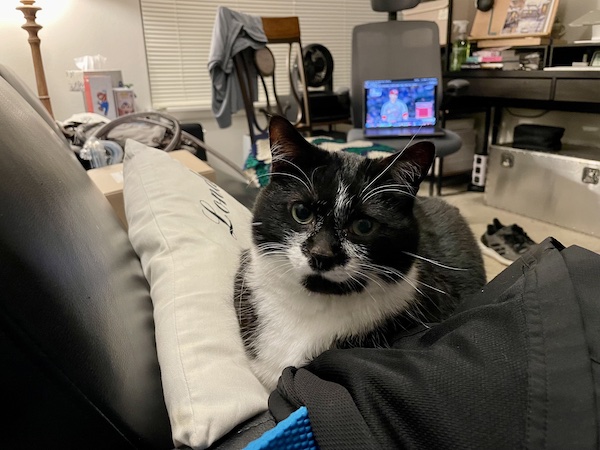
[[123, 140, 268, 449]]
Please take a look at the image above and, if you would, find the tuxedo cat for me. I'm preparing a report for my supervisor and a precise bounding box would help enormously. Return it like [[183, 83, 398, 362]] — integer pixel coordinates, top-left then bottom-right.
[[235, 116, 486, 389]]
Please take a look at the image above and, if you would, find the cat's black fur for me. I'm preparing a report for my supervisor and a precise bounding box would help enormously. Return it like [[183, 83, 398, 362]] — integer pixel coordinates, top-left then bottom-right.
[[235, 116, 486, 365]]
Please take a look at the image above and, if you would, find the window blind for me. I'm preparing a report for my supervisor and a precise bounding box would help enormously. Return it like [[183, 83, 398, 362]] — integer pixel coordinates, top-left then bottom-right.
[[139, 0, 381, 110]]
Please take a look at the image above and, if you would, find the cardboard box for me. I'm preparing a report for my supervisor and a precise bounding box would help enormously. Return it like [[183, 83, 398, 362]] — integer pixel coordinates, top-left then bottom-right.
[[88, 150, 216, 229]]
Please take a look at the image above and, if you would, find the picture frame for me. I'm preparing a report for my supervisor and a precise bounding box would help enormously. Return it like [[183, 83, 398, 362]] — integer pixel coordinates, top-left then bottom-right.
[[470, 0, 560, 42]]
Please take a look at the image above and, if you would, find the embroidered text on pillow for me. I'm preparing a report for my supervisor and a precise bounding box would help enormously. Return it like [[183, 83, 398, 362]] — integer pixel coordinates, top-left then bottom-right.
[[197, 174, 237, 239]]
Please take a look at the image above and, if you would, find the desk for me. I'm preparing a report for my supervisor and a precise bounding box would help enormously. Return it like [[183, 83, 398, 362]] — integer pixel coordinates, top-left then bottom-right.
[[443, 69, 600, 187], [444, 69, 600, 109]]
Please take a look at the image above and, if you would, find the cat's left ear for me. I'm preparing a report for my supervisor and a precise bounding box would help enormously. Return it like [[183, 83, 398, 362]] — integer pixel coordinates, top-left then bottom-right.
[[381, 141, 435, 186], [268, 115, 309, 172]]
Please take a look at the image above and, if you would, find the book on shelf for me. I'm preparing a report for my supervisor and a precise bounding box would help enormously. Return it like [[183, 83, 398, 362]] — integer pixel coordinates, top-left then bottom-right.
[[475, 36, 553, 48], [460, 62, 504, 70]]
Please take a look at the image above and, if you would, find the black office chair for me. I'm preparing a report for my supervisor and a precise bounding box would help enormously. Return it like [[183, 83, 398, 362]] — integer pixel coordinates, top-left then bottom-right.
[[348, 0, 463, 196]]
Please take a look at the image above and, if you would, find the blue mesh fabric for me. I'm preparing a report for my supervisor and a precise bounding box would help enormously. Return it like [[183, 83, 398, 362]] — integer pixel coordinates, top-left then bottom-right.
[[244, 406, 317, 450]]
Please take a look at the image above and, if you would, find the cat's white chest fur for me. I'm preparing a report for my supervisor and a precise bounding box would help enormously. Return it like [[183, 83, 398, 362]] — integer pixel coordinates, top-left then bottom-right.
[[244, 247, 418, 390]]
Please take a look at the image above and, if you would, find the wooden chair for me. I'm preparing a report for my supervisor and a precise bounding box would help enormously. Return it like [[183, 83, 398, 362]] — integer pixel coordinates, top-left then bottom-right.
[[234, 16, 309, 151], [234, 16, 350, 160]]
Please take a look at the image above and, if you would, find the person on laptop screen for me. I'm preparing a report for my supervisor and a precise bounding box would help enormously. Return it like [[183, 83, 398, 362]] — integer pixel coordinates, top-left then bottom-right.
[[380, 88, 408, 125], [364, 78, 443, 138]]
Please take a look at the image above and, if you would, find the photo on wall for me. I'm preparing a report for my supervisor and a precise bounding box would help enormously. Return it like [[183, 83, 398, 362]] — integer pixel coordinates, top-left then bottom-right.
[[84, 75, 117, 119], [470, 0, 559, 42], [501, 0, 555, 35]]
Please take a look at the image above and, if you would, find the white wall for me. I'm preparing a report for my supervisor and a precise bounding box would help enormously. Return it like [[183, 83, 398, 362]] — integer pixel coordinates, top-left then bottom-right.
[[0, 0, 151, 122], [0, 0, 248, 173]]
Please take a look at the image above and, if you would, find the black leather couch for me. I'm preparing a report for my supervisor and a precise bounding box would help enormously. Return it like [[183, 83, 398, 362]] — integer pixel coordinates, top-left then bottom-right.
[[0, 63, 274, 449], [0, 66, 179, 448]]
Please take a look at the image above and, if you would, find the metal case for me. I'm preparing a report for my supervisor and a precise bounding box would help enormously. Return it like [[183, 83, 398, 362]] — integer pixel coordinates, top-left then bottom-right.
[[485, 144, 600, 236]]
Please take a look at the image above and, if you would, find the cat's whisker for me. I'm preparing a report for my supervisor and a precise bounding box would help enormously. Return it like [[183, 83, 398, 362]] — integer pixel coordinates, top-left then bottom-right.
[[402, 251, 469, 271], [416, 294, 444, 316], [258, 258, 293, 275], [359, 130, 423, 197], [397, 124, 424, 158], [370, 261, 449, 296], [310, 166, 325, 189], [254, 243, 289, 257], [363, 261, 426, 297], [256, 171, 312, 193], [277, 265, 300, 282], [251, 222, 263, 226], [353, 269, 385, 292], [361, 182, 415, 203], [363, 262, 405, 282], [261, 256, 296, 277], [255, 241, 287, 249], [399, 274, 427, 298], [360, 153, 405, 196], [404, 308, 431, 329], [271, 156, 315, 193], [255, 253, 289, 262], [365, 182, 412, 192], [362, 188, 415, 203], [409, 298, 439, 328], [345, 273, 378, 304], [413, 279, 448, 295], [255, 247, 287, 254]]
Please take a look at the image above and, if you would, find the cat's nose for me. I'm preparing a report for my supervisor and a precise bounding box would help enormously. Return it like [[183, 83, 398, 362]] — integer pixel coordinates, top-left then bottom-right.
[[309, 252, 336, 272], [308, 242, 343, 272], [305, 229, 344, 272]]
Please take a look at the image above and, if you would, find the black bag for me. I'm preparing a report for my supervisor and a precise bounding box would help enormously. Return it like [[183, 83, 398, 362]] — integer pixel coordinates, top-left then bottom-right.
[[268, 237, 600, 449], [513, 123, 565, 152]]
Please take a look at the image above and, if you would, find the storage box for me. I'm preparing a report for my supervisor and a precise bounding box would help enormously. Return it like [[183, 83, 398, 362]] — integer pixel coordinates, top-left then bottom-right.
[[88, 150, 216, 229], [484, 144, 600, 236], [402, 0, 449, 45]]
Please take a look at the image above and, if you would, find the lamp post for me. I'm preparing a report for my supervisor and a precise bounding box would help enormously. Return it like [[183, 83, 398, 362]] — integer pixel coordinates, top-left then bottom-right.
[[16, 0, 54, 118]]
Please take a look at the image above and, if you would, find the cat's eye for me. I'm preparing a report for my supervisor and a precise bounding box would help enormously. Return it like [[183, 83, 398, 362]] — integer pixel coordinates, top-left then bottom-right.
[[291, 203, 314, 224], [351, 218, 378, 236]]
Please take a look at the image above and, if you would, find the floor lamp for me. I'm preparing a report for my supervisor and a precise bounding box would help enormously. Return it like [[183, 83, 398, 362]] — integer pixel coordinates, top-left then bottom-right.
[[16, 0, 54, 118]]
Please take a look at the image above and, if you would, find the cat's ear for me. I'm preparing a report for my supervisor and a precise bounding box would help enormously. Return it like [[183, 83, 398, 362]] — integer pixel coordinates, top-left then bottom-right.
[[268, 115, 309, 171], [380, 141, 435, 187]]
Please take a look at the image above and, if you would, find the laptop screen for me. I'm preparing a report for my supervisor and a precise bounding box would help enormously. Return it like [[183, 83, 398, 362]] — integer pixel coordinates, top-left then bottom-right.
[[364, 78, 438, 132]]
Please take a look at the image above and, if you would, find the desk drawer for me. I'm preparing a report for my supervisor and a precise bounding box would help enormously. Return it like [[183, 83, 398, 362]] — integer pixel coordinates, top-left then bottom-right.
[[554, 79, 600, 103], [465, 78, 552, 100], [485, 145, 600, 236]]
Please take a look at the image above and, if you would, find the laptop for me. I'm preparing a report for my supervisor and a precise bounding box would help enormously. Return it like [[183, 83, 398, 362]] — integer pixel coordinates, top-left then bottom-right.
[[363, 77, 445, 139]]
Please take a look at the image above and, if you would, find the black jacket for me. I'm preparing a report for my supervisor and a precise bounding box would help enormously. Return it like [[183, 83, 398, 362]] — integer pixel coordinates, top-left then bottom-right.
[[267, 237, 600, 449]]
